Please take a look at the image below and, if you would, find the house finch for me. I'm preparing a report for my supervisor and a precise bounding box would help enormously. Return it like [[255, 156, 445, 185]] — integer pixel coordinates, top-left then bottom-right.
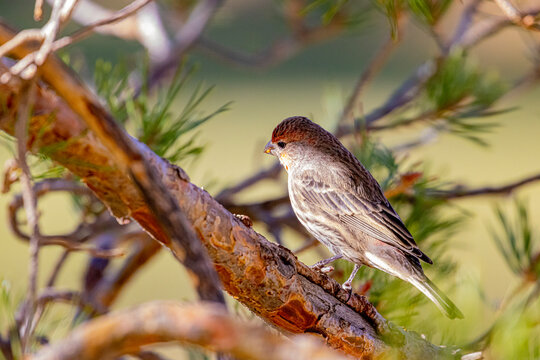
[[264, 116, 463, 319]]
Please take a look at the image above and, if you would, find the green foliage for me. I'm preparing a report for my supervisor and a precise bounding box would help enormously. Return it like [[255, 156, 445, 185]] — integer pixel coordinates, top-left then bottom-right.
[[352, 132, 399, 190], [302, 0, 349, 25], [376, 0, 403, 37], [385, 51, 509, 146], [300, 0, 369, 28], [377, 0, 453, 35], [406, 0, 453, 24], [491, 199, 540, 277], [489, 300, 540, 359], [425, 51, 507, 113], [94, 60, 230, 163]]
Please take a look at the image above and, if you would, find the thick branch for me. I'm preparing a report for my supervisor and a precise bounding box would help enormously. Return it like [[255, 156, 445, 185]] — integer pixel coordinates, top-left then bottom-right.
[[0, 47, 447, 360], [0, 22, 225, 305], [31, 302, 348, 360]]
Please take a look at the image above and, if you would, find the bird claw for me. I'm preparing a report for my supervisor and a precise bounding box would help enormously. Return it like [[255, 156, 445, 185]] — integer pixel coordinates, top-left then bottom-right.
[[320, 266, 334, 274], [342, 281, 353, 291]]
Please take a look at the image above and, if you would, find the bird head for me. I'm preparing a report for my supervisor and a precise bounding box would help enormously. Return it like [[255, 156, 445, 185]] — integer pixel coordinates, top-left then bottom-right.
[[264, 116, 332, 172]]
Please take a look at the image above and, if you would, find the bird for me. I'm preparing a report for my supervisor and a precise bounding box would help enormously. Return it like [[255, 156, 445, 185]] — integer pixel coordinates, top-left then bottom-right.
[[264, 116, 463, 319]]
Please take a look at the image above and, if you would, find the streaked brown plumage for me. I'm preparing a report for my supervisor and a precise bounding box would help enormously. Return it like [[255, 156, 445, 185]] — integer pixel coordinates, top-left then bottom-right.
[[264, 116, 463, 319]]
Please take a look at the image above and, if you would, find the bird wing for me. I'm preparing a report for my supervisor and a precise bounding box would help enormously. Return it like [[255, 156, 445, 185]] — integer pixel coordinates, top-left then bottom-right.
[[293, 168, 432, 264]]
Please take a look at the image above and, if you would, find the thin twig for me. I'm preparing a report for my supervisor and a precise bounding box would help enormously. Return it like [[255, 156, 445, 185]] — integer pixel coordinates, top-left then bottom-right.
[[457, 5, 540, 49], [15, 79, 38, 354], [448, 0, 482, 51], [493, 0, 540, 30], [46, 250, 69, 287], [34, 0, 44, 21], [51, 0, 152, 51], [8, 179, 121, 256], [434, 173, 540, 199], [0, 0, 80, 82]]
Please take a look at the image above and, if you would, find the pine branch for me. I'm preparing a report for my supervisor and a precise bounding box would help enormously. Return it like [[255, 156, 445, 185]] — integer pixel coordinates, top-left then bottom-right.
[[0, 30, 449, 358]]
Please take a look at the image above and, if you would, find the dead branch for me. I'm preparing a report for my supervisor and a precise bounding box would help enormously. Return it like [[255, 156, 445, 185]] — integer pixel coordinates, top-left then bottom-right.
[[456, 5, 540, 49], [8, 178, 124, 257], [50, 0, 153, 52], [493, 0, 540, 30], [0, 31, 449, 358], [30, 301, 349, 360], [0, 0, 79, 82], [433, 173, 540, 199], [15, 78, 39, 354], [55, 0, 171, 60]]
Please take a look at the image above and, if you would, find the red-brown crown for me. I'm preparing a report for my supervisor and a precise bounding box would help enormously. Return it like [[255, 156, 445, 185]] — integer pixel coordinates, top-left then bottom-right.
[[271, 116, 326, 144]]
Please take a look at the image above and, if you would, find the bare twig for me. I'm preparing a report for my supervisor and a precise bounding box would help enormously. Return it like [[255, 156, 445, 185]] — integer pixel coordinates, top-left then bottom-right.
[[23, 288, 104, 343], [46, 250, 69, 287], [0, 0, 80, 82], [8, 178, 123, 257], [50, 0, 171, 60], [335, 59, 436, 137], [31, 302, 349, 360], [15, 78, 38, 354], [493, 0, 540, 30], [34, 0, 45, 21], [51, 0, 153, 51], [448, 0, 482, 51], [216, 163, 282, 204], [434, 172, 540, 199], [457, 5, 540, 49]]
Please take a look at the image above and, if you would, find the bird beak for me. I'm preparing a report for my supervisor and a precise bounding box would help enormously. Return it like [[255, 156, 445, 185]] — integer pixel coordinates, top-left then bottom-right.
[[264, 141, 275, 155]]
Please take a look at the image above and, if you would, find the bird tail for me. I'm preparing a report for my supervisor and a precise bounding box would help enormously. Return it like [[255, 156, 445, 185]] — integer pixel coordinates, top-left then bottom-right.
[[409, 276, 464, 319]]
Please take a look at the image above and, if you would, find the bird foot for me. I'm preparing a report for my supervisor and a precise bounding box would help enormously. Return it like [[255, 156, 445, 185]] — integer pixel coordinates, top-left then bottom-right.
[[311, 254, 343, 272], [342, 281, 353, 291], [320, 266, 334, 274]]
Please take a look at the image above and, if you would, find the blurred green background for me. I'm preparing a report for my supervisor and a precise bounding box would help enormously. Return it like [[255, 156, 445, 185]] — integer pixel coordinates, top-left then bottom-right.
[[1, 0, 540, 353]]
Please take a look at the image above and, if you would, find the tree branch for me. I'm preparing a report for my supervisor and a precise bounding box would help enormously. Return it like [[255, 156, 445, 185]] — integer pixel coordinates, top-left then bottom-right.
[[15, 78, 39, 354], [0, 33, 449, 358], [433, 173, 540, 199], [0, 22, 226, 305], [30, 302, 349, 360]]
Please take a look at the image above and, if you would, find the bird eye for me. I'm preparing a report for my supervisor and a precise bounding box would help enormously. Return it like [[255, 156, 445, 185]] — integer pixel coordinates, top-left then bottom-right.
[[277, 141, 286, 149]]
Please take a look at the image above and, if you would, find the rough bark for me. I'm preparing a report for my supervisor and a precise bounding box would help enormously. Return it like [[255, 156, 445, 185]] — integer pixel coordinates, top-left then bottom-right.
[[0, 25, 450, 359]]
